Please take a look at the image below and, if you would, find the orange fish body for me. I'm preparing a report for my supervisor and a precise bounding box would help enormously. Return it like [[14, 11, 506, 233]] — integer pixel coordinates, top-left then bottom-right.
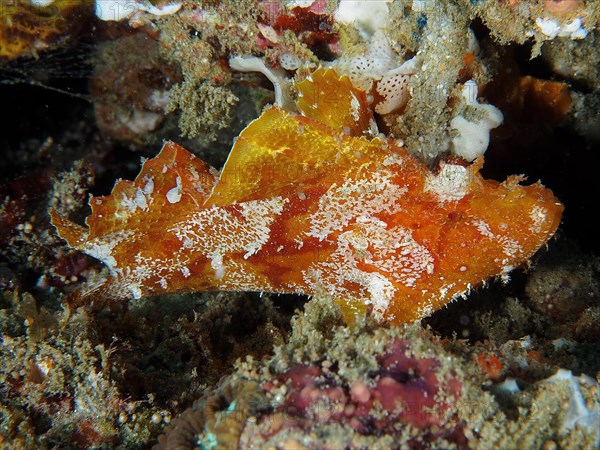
[[52, 68, 563, 323]]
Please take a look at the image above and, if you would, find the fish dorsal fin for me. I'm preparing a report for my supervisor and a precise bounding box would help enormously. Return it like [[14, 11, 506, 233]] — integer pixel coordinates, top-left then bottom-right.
[[205, 106, 389, 207], [206, 68, 385, 207], [85, 141, 217, 239]]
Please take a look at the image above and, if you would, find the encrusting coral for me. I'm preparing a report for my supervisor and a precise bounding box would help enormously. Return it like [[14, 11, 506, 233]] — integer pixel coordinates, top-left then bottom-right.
[[156, 297, 600, 449], [154, 299, 481, 449], [51, 67, 563, 324]]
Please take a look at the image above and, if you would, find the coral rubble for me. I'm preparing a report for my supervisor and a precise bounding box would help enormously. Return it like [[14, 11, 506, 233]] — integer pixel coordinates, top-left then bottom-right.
[[1, 0, 599, 447]]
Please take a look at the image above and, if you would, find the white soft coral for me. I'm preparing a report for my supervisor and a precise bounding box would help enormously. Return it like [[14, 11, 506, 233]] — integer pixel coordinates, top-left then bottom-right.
[[332, 30, 420, 114], [450, 80, 503, 162], [334, 0, 393, 40]]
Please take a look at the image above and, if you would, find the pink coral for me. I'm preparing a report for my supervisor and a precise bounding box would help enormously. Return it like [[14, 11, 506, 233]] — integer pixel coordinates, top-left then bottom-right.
[[248, 338, 466, 447]]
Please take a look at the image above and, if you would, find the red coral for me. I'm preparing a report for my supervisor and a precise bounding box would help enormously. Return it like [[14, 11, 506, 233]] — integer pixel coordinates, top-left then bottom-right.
[[371, 341, 445, 429], [263, 339, 464, 445], [476, 353, 504, 381], [258, 0, 338, 54], [279, 364, 347, 422]]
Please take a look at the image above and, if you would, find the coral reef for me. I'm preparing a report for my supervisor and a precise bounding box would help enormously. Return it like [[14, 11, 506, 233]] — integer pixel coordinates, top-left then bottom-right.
[[466, 0, 597, 53], [0, 290, 148, 448], [524, 239, 600, 344], [0, 288, 296, 447], [0, 154, 98, 292], [157, 298, 600, 449], [1, 0, 599, 447]]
